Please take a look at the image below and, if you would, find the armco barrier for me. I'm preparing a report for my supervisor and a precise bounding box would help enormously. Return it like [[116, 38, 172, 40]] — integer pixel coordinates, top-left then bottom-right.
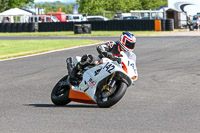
[[11, 23, 17, 32], [0, 19, 174, 32], [0, 23, 35, 32], [0, 23, 5, 32], [38, 20, 156, 32], [16, 23, 23, 32], [5, 23, 11, 32]]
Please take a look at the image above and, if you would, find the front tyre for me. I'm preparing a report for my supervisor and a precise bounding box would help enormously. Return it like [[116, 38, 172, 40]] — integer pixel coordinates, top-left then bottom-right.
[[51, 75, 71, 106], [97, 81, 127, 108]]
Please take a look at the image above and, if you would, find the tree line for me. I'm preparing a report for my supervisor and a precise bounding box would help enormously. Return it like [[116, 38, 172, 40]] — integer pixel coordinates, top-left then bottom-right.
[[35, 2, 75, 14], [0, 0, 167, 14], [0, 0, 33, 12], [77, 0, 168, 14]]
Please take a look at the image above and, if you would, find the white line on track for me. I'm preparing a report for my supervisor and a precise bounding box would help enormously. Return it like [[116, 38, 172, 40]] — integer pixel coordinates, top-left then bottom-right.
[[0, 42, 102, 62]]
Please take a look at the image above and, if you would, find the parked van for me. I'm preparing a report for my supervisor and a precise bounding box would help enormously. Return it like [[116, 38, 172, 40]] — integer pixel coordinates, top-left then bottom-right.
[[86, 16, 110, 21], [28, 15, 60, 23], [46, 12, 66, 22], [66, 14, 86, 22]]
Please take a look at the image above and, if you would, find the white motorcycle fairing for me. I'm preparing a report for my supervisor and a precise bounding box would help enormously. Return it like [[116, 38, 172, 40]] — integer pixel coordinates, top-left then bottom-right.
[[69, 51, 138, 103]]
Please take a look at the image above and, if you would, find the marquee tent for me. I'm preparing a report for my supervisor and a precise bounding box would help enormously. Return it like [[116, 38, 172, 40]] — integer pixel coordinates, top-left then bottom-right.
[[0, 8, 32, 16], [0, 8, 33, 23]]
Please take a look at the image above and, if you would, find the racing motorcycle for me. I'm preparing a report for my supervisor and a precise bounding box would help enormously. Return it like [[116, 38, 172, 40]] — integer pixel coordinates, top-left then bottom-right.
[[51, 51, 138, 108]]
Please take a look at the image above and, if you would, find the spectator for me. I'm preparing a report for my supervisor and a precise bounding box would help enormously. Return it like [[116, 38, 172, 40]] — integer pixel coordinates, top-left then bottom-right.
[[2, 17, 10, 23], [195, 16, 200, 31], [187, 15, 193, 31], [113, 14, 120, 20]]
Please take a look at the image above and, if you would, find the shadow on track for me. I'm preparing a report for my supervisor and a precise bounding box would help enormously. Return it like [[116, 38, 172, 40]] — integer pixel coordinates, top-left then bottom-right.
[[24, 104, 98, 108]]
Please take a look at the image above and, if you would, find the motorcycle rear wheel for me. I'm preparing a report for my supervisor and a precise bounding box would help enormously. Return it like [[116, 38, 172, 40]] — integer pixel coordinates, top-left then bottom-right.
[[97, 81, 127, 108], [51, 75, 71, 106]]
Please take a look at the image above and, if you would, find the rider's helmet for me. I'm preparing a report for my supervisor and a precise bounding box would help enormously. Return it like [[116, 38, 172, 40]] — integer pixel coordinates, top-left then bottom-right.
[[119, 31, 136, 52]]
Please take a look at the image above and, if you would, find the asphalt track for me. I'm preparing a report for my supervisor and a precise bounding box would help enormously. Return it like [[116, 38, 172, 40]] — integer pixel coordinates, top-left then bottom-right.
[[0, 35, 200, 133]]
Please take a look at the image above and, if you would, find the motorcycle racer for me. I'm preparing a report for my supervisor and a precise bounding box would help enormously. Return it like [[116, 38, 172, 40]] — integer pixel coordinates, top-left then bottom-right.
[[97, 31, 136, 58], [68, 31, 136, 86]]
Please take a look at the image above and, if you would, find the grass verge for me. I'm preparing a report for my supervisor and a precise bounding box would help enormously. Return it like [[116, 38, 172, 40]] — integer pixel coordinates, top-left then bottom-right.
[[0, 31, 172, 37], [0, 39, 101, 60]]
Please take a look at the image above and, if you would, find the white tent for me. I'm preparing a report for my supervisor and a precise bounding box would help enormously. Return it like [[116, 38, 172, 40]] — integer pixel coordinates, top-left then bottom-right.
[[0, 8, 32, 16], [0, 8, 33, 23]]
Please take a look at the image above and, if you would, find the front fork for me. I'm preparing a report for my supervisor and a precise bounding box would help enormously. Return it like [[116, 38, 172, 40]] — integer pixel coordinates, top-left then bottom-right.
[[101, 72, 117, 97]]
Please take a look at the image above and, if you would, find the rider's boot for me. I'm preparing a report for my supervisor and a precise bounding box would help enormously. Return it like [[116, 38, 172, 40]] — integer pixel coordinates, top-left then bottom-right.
[[66, 57, 81, 86], [68, 63, 83, 86], [69, 54, 91, 82], [67, 54, 98, 86]]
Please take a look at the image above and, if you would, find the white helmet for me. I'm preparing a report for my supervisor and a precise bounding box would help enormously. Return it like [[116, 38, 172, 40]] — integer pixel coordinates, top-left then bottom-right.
[[119, 31, 136, 52]]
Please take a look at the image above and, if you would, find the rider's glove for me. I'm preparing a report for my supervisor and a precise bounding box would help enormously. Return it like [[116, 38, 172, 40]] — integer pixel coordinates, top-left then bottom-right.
[[102, 52, 113, 59], [98, 54, 103, 59], [80, 54, 93, 65], [113, 57, 121, 64]]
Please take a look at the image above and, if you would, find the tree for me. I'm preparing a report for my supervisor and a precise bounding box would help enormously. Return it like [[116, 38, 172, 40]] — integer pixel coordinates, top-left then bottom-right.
[[77, 0, 167, 13], [77, 0, 104, 14], [0, 0, 33, 12], [139, 0, 167, 10], [35, 2, 75, 14], [104, 0, 142, 12]]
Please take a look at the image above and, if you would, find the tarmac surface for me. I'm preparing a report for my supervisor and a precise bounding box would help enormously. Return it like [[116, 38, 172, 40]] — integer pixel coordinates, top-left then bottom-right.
[[154, 30, 200, 36], [0, 32, 200, 133], [0, 30, 200, 41]]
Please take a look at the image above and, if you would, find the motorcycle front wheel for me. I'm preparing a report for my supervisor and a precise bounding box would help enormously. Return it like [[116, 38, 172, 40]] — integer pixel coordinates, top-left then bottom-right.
[[97, 81, 127, 108], [51, 75, 71, 106]]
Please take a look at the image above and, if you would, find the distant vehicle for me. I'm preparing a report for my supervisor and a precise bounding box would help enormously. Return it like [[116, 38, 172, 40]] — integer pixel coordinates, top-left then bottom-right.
[[123, 16, 139, 20], [46, 12, 66, 22], [86, 16, 110, 21], [66, 14, 85, 22], [141, 16, 162, 20], [121, 13, 132, 20], [28, 15, 60, 23], [66, 14, 73, 22]]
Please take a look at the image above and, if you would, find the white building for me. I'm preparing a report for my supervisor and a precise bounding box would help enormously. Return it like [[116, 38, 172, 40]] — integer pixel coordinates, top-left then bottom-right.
[[168, 0, 200, 16]]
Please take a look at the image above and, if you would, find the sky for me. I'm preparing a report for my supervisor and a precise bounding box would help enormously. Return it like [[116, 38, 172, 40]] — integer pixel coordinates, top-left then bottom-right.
[[34, 0, 76, 3]]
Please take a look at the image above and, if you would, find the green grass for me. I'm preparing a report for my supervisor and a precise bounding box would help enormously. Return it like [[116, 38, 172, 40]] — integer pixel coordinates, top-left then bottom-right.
[[0, 39, 101, 60], [0, 30, 179, 60], [0, 31, 172, 37]]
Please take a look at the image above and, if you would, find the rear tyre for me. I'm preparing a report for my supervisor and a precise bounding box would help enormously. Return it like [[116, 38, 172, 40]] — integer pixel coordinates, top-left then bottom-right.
[[97, 81, 127, 108], [51, 75, 71, 106]]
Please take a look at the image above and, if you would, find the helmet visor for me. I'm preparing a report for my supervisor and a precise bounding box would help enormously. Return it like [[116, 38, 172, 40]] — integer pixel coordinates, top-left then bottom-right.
[[125, 41, 135, 49]]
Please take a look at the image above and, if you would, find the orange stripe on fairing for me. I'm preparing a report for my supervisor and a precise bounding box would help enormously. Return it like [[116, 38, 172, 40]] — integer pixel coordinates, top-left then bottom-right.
[[122, 62, 128, 73], [69, 88, 96, 104]]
